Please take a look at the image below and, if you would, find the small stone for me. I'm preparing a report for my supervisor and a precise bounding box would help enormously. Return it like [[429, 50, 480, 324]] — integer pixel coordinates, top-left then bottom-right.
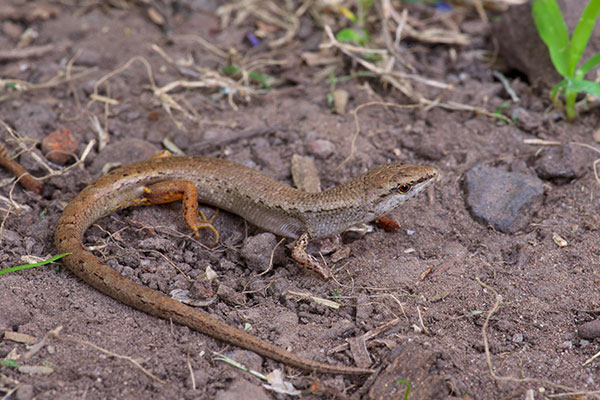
[[41, 129, 78, 165], [512, 107, 541, 132], [240, 233, 285, 273], [512, 333, 523, 343], [578, 319, 600, 339], [217, 284, 246, 306], [552, 232, 568, 247], [307, 139, 335, 159], [533, 143, 588, 181], [465, 164, 544, 233], [18, 365, 53, 375], [593, 128, 600, 143], [560, 341, 573, 350], [15, 384, 34, 400], [333, 89, 349, 115], [189, 278, 218, 301]]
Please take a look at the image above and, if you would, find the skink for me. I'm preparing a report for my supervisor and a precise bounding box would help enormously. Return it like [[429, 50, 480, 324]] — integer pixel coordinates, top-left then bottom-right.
[[55, 155, 438, 375]]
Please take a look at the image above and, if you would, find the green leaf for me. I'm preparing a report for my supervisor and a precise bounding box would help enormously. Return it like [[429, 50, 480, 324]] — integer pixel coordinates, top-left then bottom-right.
[[532, 0, 570, 77], [566, 77, 600, 97], [338, 5, 357, 24], [0, 253, 69, 276], [221, 65, 240, 75], [578, 52, 600, 76], [396, 379, 411, 400], [550, 78, 569, 98], [248, 71, 271, 90], [569, 0, 600, 75], [0, 360, 19, 368], [336, 28, 367, 46]]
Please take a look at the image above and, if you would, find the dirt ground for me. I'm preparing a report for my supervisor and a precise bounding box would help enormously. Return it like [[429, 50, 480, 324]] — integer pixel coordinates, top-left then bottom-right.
[[1, 1, 600, 399]]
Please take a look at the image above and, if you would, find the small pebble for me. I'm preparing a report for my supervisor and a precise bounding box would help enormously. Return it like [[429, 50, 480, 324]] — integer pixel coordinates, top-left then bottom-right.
[[578, 319, 600, 339], [512, 333, 523, 343], [240, 233, 285, 273], [593, 128, 600, 143], [41, 129, 78, 165], [560, 341, 573, 350], [333, 89, 349, 115], [15, 384, 34, 400], [533, 143, 588, 181], [307, 139, 335, 159]]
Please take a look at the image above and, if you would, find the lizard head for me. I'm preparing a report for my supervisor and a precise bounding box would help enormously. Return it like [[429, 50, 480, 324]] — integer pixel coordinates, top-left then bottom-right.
[[362, 162, 439, 217]]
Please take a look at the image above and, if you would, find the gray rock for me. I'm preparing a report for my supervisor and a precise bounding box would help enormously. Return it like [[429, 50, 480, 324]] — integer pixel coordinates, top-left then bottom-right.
[[512, 333, 524, 343], [240, 233, 285, 273], [578, 319, 600, 339], [465, 164, 544, 233], [533, 143, 589, 181], [512, 107, 542, 132], [15, 384, 34, 400], [307, 139, 335, 159], [217, 283, 246, 306]]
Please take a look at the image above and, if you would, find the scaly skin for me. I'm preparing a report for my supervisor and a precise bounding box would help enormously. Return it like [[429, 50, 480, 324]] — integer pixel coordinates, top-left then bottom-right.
[[55, 156, 438, 375]]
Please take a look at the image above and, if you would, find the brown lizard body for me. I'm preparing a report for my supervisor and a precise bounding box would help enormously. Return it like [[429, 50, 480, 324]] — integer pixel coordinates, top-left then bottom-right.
[[55, 155, 438, 375]]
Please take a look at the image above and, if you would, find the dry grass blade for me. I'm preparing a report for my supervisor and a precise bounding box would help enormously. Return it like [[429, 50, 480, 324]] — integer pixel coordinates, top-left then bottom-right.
[[321, 25, 452, 101], [0, 44, 54, 61], [87, 54, 256, 130], [0, 67, 95, 103], [339, 101, 420, 168], [169, 34, 228, 60], [328, 317, 401, 355]]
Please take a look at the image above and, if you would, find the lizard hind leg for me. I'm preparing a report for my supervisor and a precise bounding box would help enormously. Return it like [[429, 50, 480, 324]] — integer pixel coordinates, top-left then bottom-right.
[[291, 233, 333, 280], [143, 180, 220, 247]]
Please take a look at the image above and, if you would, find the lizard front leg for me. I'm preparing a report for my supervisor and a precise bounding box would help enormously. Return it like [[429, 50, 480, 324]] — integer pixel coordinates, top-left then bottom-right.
[[143, 180, 220, 246]]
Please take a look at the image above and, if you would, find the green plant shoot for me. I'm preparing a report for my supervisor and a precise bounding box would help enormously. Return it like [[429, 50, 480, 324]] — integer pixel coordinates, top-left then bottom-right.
[[396, 379, 411, 400], [532, 0, 600, 120], [336, 0, 375, 46], [0, 253, 69, 276], [221, 65, 271, 90]]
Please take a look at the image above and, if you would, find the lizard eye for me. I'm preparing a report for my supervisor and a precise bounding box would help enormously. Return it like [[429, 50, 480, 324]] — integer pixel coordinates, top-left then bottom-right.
[[398, 183, 411, 193]]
